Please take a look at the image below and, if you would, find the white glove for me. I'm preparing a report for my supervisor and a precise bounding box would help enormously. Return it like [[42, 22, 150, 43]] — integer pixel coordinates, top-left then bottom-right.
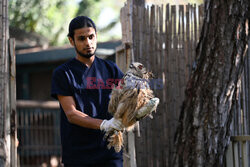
[[100, 118, 124, 132]]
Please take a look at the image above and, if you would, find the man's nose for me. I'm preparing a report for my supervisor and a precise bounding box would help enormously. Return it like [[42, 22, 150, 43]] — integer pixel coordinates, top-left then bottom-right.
[[84, 38, 91, 45]]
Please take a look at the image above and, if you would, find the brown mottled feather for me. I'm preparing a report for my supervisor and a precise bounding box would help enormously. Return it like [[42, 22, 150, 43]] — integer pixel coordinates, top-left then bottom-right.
[[106, 62, 156, 152]]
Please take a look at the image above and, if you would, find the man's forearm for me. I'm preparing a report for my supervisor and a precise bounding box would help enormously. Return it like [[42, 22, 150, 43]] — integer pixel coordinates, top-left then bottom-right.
[[66, 108, 103, 129]]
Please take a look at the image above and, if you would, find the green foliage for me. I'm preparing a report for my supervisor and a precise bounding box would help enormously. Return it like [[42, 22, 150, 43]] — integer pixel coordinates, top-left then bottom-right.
[[9, 0, 78, 45], [76, 0, 101, 21], [8, 0, 123, 45]]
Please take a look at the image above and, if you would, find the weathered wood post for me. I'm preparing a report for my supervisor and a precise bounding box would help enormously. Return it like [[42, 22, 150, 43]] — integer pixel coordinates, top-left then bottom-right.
[[9, 38, 17, 167], [0, 0, 17, 166], [116, 0, 147, 166]]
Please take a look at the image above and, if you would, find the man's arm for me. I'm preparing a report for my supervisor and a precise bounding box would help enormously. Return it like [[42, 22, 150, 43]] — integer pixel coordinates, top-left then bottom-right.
[[58, 95, 124, 132], [58, 95, 103, 129]]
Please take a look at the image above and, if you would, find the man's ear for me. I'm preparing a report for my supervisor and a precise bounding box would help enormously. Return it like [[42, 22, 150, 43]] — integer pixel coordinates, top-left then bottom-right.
[[68, 37, 74, 46]]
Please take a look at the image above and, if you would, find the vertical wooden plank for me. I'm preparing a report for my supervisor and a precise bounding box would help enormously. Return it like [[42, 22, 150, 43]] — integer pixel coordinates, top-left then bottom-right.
[[30, 110, 34, 165], [243, 49, 249, 137], [156, 6, 161, 167], [158, 4, 165, 167], [25, 109, 30, 165], [152, 6, 159, 166], [8, 38, 17, 167], [20, 110, 25, 165], [186, 4, 191, 76], [234, 98, 238, 136], [120, 7, 125, 43], [34, 110, 39, 165], [152, 6, 158, 167], [183, 5, 188, 83], [128, 131, 137, 167], [241, 141, 248, 167], [128, 0, 134, 62], [191, 5, 196, 65], [41, 109, 45, 163], [233, 141, 239, 167], [168, 4, 174, 166], [246, 42, 250, 140], [121, 4, 126, 43], [132, 3, 138, 62], [0, 0, 10, 165], [145, 6, 150, 70], [144, 8, 150, 167], [176, 4, 182, 118], [241, 74, 247, 135], [226, 141, 234, 167], [172, 3, 179, 142], [135, 6, 143, 167], [147, 5, 155, 167], [48, 112, 52, 156], [138, 6, 143, 63], [123, 132, 129, 167], [198, 4, 204, 36], [180, 5, 186, 102], [140, 5, 146, 66], [190, 5, 194, 67], [135, 5, 145, 167], [194, 4, 198, 45], [245, 52, 250, 165], [44, 111, 49, 164], [237, 85, 242, 136], [165, 4, 171, 166], [167, 5, 175, 162]]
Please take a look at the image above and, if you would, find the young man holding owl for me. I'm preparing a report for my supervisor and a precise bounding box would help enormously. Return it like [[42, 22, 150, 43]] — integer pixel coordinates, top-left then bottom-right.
[[51, 16, 124, 167]]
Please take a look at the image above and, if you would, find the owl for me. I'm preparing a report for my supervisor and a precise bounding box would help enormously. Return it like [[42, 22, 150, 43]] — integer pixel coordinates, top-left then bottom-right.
[[106, 62, 160, 152]]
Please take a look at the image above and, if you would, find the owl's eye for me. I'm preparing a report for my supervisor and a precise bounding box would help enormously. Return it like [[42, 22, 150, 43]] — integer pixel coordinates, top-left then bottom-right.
[[138, 65, 143, 70]]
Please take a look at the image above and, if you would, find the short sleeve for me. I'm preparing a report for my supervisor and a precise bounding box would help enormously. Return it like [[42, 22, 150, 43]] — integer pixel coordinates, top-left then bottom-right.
[[114, 63, 124, 79], [51, 68, 72, 100]]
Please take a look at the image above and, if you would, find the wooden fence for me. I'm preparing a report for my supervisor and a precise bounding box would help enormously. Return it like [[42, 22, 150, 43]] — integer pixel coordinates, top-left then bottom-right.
[[226, 39, 250, 167], [118, 1, 250, 167], [16, 100, 62, 167]]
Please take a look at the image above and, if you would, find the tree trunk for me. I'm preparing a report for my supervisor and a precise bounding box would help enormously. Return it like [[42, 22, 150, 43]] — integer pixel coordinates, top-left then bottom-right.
[[173, 0, 249, 166]]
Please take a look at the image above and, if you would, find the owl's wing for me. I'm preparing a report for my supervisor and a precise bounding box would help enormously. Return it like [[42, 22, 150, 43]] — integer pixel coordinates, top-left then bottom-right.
[[108, 72, 151, 116], [114, 87, 139, 126], [108, 85, 122, 115]]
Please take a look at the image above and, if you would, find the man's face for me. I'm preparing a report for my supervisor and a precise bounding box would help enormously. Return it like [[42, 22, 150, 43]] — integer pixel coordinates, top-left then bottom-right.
[[69, 27, 97, 58]]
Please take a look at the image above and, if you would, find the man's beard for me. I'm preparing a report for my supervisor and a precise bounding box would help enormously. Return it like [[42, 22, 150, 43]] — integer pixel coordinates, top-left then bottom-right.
[[75, 47, 96, 58]]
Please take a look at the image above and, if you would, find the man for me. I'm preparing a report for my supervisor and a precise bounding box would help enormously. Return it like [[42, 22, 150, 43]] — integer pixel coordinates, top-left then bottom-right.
[[51, 16, 124, 167]]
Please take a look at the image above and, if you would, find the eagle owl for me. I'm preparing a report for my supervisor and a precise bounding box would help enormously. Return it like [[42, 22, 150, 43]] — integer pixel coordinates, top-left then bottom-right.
[[107, 62, 160, 152]]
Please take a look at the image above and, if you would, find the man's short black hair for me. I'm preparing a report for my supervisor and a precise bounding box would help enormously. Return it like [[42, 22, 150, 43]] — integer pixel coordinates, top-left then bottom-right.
[[67, 16, 96, 39]]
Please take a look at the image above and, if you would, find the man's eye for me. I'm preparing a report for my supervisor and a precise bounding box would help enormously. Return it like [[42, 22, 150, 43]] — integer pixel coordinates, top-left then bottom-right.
[[89, 35, 94, 40], [79, 37, 85, 41]]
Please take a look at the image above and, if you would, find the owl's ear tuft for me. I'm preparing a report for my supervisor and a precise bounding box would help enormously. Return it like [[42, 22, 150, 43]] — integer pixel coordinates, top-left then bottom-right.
[[148, 72, 154, 78]]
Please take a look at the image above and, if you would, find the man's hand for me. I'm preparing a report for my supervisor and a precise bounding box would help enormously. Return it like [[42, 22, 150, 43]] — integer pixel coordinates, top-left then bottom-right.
[[100, 118, 124, 132]]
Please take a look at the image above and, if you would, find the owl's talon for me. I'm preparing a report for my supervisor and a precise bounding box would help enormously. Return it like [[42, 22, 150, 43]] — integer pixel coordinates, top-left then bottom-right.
[[148, 114, 153, 119], [136, 97, 160, 120]]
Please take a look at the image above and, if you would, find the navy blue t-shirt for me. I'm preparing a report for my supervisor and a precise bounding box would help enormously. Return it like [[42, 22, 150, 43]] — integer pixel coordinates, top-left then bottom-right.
[[51, 56, 124, 165]]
